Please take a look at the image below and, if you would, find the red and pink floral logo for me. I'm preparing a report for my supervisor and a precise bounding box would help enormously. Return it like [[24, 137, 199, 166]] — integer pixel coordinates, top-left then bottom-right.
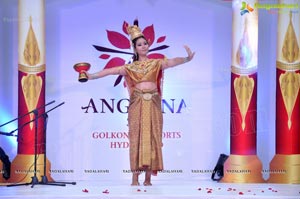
[[93, 20, 169, 87]]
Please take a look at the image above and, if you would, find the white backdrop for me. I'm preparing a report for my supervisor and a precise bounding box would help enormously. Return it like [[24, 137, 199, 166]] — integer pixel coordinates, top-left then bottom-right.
[[0, 0, 279, 182]]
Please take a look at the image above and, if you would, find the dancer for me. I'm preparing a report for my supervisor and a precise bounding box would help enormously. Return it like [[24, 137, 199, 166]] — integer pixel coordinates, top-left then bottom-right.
[[85, 20, 195, 186]]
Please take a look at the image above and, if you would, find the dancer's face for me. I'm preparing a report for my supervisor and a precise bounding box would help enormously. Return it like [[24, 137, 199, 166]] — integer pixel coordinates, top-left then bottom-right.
[[135, 37, 149, 57]]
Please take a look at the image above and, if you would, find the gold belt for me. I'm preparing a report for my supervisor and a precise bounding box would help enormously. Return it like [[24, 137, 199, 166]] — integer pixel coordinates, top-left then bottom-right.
[[135, 90, 158, 101]]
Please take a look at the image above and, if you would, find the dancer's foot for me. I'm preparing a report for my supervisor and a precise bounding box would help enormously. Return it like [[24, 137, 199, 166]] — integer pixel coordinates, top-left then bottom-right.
[[131, 173, 140, 186], [131, 182, 140, 186], [144, 170, 152, 186], [143, 181, 152, 186]]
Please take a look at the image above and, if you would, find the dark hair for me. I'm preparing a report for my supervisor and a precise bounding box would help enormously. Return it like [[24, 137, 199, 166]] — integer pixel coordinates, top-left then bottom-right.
[[132, 35, 148, 61]]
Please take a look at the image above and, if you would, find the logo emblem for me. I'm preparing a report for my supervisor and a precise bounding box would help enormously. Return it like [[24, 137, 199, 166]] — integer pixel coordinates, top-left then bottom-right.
[[93, 20, 169, 87], [240, 1, 254, 15]]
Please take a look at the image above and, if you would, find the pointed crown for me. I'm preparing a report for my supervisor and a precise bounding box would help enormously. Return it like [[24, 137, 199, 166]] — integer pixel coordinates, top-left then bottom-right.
[[127, 23, 144, 41]]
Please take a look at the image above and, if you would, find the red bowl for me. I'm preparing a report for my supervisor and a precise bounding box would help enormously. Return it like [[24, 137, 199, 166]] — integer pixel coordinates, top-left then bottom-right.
[[73, 62, 91, 72]]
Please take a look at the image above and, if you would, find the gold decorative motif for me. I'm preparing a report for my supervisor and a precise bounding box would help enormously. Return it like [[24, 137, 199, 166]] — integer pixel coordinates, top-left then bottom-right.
[[127, 60, 156, 74], [221, 155, 265, 183], [21, 16, 42, 129], [18, 64, 45, 73], [279, 71, 300, 129], [8, 154, 53, 183], [282, 12, 299, 63], [236, 14, 258, 69], [234, 76, 254, 130], [23, 16, 40, 66], [268, 154, 300, 184], [236, 18, 252, 68], [21, 74, 42, 129], [276, 61, 300, 71], [142, 93, 153, 101], [231, 65, 257, 75], [127, 24, 144, 41]]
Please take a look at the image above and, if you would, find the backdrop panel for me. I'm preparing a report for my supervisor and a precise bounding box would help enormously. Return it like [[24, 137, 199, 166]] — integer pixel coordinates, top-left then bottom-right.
[[0, 0, 280, 182]]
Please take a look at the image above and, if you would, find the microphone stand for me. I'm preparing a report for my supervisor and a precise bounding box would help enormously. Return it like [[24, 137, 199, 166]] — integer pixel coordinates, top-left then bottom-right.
[[0, 100, 56, 141], [0, 100, 55, 129], [0, 132, 17, 137], [6, 101, 75, 188], [39, 102, 76, 186], [0, 101, 55, 187], [7, 109, 48, 187]]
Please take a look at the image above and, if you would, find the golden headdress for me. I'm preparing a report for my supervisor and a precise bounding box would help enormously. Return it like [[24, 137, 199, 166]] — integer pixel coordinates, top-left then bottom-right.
[[127, 23, 144, 41]]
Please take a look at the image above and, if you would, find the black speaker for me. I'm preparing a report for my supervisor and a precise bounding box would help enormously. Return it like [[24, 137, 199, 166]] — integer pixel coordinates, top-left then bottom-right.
[[211, 153, 228, 181], [0, 147, 11, 180]]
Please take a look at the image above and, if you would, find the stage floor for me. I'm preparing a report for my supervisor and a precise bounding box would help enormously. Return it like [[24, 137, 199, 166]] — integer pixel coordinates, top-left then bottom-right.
[[0, 179, 300, 199]]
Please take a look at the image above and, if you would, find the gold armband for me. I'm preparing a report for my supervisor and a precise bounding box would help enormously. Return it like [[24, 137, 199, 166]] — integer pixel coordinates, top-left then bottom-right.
[[90, 73, 98, 80], [183, 57, 189, 63]]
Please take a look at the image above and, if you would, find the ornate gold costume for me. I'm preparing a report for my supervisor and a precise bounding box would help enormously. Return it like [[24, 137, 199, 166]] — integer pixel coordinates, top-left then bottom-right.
[[124, 59, 164, 174]]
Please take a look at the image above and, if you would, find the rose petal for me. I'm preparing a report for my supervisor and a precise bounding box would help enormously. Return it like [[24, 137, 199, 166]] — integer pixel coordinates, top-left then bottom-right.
[[239, 192, 244, 195]]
